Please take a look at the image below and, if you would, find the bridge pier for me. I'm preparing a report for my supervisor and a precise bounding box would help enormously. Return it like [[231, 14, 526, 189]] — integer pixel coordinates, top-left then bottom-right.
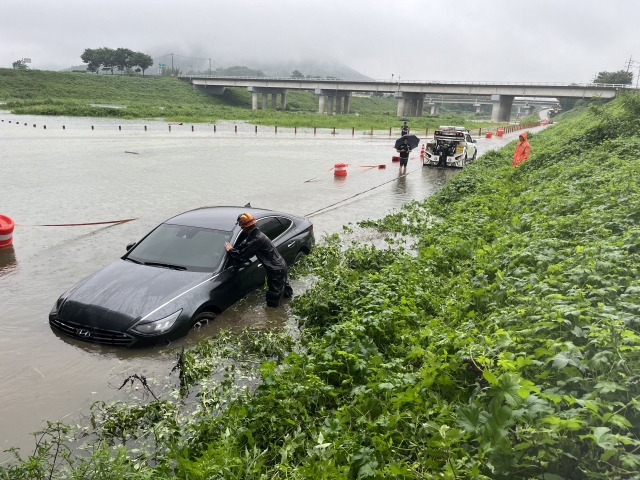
[[491, 95, 514, 122], [248, 87, 288, 110], [315, 90, 351, 114], [430, 104, 441, 116], [474, 103, 482, 114], [394, 92, 423, 118]]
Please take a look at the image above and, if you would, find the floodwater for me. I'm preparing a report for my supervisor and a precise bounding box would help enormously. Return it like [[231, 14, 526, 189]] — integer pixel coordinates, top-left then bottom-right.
[[0, 112, 544, 456]]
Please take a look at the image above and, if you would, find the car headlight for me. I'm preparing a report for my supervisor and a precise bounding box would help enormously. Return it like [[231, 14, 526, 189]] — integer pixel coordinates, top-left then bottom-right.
[[131, 309, 182, 336]]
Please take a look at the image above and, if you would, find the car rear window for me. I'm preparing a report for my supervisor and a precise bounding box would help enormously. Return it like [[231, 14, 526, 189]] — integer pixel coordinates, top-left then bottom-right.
[[257, 217, 284, 240], [128, 224, 232, 272], [279, 217, 292, 232]]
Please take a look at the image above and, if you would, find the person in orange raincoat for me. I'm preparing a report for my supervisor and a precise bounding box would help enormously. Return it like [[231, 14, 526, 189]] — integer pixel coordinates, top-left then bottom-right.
[[513, 132, 531, 167]]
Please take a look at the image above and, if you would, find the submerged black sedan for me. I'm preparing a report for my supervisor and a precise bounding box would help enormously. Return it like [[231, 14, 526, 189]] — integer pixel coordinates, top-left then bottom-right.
[[49, 206, 314, 347]]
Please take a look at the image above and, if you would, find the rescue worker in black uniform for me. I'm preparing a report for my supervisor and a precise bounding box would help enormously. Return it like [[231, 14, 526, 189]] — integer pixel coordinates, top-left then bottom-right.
[[224, 213, 293, 307], [401, 122, 410, 136]]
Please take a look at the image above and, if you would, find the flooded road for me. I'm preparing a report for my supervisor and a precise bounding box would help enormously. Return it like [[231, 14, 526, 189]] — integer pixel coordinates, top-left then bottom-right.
[[0, 112, 543, 455]]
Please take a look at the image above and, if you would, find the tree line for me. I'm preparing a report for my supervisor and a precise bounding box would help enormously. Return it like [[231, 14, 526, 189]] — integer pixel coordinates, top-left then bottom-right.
[[80, 48, 153, 75]]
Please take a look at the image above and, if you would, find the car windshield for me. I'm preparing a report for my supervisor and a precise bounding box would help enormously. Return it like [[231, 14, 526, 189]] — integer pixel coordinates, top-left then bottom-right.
[[127, 224, 232, 272]]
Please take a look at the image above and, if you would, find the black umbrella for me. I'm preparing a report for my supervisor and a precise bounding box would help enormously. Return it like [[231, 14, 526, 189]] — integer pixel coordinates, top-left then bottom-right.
[[400, 117, 411, 122], [394, 134, 420, 150]]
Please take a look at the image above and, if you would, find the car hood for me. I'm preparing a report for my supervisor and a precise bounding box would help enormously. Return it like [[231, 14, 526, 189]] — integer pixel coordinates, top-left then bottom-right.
[[59, 259, 210, 331]]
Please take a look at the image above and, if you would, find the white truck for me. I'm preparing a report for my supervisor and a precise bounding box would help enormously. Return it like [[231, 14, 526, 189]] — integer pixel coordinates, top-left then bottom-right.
[[423, 126, 477, 168]]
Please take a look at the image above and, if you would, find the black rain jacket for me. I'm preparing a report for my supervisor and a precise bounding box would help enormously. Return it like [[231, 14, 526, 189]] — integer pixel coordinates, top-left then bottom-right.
[[227, 228, 288, 272]]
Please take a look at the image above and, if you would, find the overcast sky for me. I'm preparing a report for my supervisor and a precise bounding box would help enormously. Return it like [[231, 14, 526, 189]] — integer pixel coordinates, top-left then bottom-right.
[[2, 0, 638, 83]]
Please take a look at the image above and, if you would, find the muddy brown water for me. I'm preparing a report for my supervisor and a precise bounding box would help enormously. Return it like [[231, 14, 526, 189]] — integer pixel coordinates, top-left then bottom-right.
[[0, 113, 545, 455]]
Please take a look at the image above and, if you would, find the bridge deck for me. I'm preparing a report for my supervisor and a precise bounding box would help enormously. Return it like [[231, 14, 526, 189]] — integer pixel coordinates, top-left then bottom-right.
[[181, 76, 630, 98]]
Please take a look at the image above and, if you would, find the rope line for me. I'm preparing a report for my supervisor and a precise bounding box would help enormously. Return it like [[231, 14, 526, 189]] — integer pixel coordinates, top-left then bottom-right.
[[305, 168, 420, 218], [16, 218, 138, 227]]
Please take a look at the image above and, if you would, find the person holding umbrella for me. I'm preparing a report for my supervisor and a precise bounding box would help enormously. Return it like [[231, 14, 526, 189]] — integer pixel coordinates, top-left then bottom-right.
[[396, 138, 412, 173], [394, 134, 420, 174], [401, 121, 410, 136]]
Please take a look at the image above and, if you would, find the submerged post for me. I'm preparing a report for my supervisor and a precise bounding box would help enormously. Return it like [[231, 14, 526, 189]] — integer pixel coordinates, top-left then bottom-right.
[[191, 125, 194, 132], [235, 125, 237, 133], [314, 127, 317, 135], [389, 127, 392, 136], [352, 127, 354, 136], [144, 125, 147, 131], [169, 125, 171, 132], [214, 125, 217, 133], [255, 125, 257, 133]]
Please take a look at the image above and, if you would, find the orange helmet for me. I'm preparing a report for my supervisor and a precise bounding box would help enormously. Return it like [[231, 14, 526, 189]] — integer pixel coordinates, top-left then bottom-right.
[[237, 212, 257, 229]]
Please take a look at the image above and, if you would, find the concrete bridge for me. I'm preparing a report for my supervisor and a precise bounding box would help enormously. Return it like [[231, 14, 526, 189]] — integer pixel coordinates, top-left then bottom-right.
[[422, 96, 559, 116], [180, 76, 628, 122]]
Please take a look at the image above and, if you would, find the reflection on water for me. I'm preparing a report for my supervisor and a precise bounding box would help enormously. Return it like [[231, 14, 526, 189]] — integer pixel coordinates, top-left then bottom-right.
[[0, 112, 545, 456], [0, 245, 18, 276]]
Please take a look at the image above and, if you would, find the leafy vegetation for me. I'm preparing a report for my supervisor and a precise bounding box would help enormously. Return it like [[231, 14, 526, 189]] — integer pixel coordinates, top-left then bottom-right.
[[595, 70, 633, 85], [80, 47, 153, 75], [12, 60, 29, 70], [0, 69, 495, 130], [5, 82, 640, 480]]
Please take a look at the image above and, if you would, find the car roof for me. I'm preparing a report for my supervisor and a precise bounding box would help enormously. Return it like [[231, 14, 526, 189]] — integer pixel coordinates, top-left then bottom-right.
[[163, 206, 293, 230]]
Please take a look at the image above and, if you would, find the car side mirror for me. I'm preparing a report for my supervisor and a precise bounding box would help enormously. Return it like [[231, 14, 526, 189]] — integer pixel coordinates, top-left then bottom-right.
[[126, 241, 137, 251], [473, 139, 477, 143]]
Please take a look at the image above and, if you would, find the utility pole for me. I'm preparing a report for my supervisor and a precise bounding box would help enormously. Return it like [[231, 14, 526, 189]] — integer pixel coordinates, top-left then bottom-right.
[[625, 56, 634, 72], [209, 58, 211, 75], [171, 53, 174, 71]]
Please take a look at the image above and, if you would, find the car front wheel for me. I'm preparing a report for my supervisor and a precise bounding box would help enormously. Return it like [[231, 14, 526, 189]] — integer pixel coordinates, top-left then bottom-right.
[[192, 311, 216, 330]]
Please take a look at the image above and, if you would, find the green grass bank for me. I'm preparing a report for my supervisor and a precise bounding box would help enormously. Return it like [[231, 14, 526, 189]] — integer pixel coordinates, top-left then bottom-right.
[[0, 69, 494, 131], [4, 93, 640, 479]]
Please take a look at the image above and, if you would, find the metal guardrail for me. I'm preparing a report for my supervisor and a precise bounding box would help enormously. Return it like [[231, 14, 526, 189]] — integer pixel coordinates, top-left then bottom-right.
[[180, 76, 636, 89]]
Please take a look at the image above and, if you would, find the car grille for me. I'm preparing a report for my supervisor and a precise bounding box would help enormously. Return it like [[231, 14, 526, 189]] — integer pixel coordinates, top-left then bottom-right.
[[50, 317, 134, 347]]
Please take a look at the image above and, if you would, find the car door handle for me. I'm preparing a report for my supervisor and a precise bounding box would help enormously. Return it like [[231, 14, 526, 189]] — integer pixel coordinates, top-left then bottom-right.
[[287, 242, 295, 248]]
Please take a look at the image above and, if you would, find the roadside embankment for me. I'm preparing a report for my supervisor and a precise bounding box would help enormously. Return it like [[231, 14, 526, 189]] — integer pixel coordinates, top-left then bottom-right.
[[0, 69, 494, 131], [3, 94, 640, 478]]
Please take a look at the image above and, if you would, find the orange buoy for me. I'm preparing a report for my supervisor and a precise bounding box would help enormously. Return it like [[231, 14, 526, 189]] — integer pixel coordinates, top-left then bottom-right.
[[392, 156, 400, 162], [485, 131, 493, 138], [334, 163, 348, 176], [420, 144, 425, 159], [496, 127, 504, 137], [378, 164, 386, 169], [0, 215, 15, 248]]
